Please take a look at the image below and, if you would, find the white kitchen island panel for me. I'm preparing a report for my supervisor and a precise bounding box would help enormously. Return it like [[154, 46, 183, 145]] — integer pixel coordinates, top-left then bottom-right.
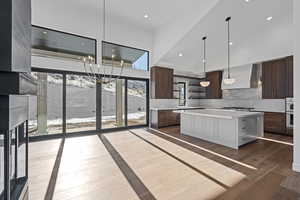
[[181, 109, 264, 149]]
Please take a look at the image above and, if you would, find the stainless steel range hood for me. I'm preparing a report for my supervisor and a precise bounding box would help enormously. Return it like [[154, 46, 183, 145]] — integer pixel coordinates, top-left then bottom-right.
[[221, 63, 261, 90]]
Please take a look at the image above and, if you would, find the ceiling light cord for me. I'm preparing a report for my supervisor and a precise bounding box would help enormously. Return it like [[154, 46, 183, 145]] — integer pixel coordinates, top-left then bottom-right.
[[103, 0, 106, 41], [203, 36, 206, 74], [226, 17, 231, 79]]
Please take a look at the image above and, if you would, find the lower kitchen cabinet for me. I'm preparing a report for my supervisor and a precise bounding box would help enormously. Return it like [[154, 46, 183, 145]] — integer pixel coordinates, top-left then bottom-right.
[[150, 110, 180, 128], [264, 112, 286, 134]]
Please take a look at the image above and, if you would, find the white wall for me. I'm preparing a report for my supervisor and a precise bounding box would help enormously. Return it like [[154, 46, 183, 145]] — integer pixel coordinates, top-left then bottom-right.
[[293, 0, 300, 172], [31, 0, 153, 75], [152, 0, 220, 65]]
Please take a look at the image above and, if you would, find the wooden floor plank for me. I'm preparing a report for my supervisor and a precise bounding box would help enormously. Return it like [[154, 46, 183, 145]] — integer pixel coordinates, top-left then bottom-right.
[[28, 127, 300, 200], [52, 135, 139, 200], [28, 139, 61, 200], [157, 126, 300, 200]]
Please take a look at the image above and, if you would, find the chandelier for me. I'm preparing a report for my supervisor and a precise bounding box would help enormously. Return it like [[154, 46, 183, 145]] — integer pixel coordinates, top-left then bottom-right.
[[82, 0, 124, 84]]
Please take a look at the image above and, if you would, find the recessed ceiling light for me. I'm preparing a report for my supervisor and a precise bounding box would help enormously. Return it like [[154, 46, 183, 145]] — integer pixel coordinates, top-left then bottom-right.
[[178, 53, 183, 57], [144, 14, 149, 19], [266, 16, 273, 21], [245, 0, 251, 2], [43, 31, 47, 34], [229, 42, 233, 46]]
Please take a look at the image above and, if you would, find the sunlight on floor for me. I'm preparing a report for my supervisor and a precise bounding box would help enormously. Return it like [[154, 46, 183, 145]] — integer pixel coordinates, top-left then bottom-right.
[[131, 129, 246, 188], [28, 129, 298, 200], [256, 137, 293, 146], [52, 136, 139, 200], [105, 130, 247, 199], [149, 128, 258, 171]]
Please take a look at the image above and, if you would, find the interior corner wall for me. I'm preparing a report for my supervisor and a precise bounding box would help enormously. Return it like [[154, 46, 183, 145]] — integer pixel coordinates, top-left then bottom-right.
[[31, 0, 153, 72], [293, 0, 300, 172]]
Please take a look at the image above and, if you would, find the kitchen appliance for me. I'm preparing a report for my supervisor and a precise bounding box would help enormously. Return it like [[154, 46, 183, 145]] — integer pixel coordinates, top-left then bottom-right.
[[286, 98, 294, 135], [286, 98, 294, 113]]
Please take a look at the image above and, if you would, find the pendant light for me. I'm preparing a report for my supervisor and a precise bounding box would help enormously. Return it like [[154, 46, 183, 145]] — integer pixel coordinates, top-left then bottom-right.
[[223, 17, 235, 85], [200, 36, 210, 87]]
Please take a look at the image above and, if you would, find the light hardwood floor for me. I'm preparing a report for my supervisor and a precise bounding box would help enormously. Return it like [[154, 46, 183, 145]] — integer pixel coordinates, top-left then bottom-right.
[[28, 127, 300, 200]]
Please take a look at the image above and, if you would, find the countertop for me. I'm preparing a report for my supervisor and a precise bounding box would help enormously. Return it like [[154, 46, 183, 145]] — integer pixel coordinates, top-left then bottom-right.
[[181, 109, 264, 119], [150, 106, 207, 111]]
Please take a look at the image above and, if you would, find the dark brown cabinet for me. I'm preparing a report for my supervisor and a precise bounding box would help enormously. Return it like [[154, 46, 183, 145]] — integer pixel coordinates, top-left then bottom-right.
[[151, 66, 174, 99], [286, 56, 293, 97], [264, 112, 286, 134], [206, 71, 222, 99], [262, 56, 293, 99], [150, 110, 180, 128]]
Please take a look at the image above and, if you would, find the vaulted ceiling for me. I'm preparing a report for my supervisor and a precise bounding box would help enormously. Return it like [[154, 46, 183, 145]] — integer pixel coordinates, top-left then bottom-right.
[[158, 0, 293, 72], [32, 0, 293, 74]]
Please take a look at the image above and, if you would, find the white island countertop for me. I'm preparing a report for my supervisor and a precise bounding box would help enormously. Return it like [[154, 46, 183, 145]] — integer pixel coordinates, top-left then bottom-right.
[[181, 109, 264, 149], [182, 109, 264, 119], [150, 106, 207, 111]]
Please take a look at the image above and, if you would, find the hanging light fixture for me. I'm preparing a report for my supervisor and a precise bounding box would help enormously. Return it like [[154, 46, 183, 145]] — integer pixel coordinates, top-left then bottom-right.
[[82, 0, 124, 84], [223, 17, 235, 85], [200, 36, 210, 87]]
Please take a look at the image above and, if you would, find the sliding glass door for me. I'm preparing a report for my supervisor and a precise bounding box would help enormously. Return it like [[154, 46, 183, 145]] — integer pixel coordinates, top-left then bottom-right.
[[101, 78, 126, 129], [127, 80, 147, 126], [66, 75, 96, 133], [29, 69, 149, 138], [28, 72, 63, 137]]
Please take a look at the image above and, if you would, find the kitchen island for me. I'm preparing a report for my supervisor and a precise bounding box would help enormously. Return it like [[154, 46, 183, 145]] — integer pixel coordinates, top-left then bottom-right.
[[181, 109, 264, 149]]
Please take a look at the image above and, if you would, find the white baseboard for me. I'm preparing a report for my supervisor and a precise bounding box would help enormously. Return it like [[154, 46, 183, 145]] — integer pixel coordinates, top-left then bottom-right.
[[293, 162, 300, 172]]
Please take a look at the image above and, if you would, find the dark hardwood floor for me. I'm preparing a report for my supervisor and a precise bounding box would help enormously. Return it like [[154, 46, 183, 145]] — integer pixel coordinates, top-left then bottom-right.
[[156, 126, 300, 200]]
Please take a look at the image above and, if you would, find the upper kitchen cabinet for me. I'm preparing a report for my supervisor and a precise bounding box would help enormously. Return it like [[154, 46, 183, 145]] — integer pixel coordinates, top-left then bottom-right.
[[206, 71, 222, 99], [262, 56, 293, 99], [286, 56, 293, 97], [151, 66, 174, 99], [0, 0, 31, 73]]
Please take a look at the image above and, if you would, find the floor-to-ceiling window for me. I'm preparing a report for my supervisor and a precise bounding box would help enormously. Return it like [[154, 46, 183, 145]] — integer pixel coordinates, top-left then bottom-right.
[[66, 75, 96, 133], [29, 26, 149, 138], [101, 78, 126, 129], [28, 72, 63, 137], [28, 70, 149, 138], [127, 80, 147, 126]]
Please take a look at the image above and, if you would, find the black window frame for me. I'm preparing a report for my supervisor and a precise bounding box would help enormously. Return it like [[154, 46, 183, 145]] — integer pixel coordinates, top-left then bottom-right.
[[29, 67, 150, 141], [102, 41, 150, 71], [30, 25, 150, 141]]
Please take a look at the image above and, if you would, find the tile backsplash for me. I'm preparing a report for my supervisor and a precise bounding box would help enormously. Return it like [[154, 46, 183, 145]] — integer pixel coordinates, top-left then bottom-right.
[[223, 88, 262, 100], [150, 93, 285, 113], [198, 99, 285, 113], [150, 99, 201, 109], [151, 84, 285, 113]]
